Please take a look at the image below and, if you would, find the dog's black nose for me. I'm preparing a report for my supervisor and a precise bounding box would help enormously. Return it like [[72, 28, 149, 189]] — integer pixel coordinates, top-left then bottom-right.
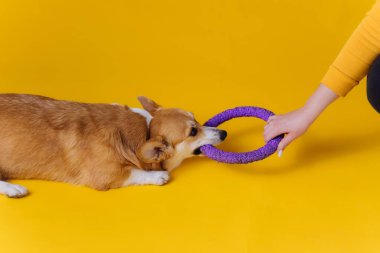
[[193, 147, 202, 155], [219, 130, 227, 141]]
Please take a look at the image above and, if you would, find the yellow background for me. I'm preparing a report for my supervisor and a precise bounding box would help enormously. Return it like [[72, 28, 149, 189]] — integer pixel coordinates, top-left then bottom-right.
[[0, 0, 379, 252]]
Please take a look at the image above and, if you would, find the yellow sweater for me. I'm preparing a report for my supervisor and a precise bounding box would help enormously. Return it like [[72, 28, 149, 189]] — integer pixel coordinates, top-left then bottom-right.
[[321, 1, 380, 96]]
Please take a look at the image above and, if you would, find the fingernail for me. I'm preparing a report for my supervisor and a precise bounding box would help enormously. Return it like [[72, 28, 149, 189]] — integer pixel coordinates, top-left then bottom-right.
[[278, 150, 283, 158]]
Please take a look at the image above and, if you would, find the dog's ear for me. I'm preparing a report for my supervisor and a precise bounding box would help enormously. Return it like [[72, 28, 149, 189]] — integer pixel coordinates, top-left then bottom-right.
[[137, 96, 161, 115], [137, 136, 174, 163]]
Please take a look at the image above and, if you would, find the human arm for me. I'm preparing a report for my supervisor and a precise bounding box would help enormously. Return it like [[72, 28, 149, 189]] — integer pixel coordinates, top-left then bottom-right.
[[263, 1, 380, 156], [264, 84, 338, 156]]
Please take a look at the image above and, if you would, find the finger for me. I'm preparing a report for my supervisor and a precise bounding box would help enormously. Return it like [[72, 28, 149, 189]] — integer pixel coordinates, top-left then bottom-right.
[[277, 134, 295, 153], [263, 124, 276, 142], [264, 125, 287, 142], [263, 126, 274, 142], [267, 115, 276, 123]]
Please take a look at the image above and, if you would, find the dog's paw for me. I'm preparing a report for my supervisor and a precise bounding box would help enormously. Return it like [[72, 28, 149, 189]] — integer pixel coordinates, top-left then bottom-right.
[[124, 169, 170, 186], [0, 182, 29, 198], [147, 171, 170, 185]]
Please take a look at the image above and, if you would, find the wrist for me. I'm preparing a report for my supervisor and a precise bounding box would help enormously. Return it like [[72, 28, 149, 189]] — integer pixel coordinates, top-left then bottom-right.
[[302, 84, 339, 120], [301, 102, 321, 121]]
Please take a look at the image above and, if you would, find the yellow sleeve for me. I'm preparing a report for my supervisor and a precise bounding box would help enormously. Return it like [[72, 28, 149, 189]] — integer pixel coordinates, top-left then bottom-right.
[[321, 1, 380, 96]]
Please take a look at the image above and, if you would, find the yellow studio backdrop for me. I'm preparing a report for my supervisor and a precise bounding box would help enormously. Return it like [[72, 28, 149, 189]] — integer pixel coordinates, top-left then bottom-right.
[[0, 0, 379, 252]]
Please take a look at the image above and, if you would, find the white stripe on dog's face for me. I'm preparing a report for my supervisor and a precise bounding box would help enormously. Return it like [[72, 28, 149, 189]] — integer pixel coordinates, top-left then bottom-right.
[[146, 107, 227, 171], [161, 125, 226, 171], [192, 126, 225, 147]]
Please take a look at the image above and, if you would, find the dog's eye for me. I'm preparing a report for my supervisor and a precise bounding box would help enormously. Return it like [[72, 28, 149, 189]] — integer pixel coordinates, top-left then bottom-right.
[[190, 127, 198, 137]]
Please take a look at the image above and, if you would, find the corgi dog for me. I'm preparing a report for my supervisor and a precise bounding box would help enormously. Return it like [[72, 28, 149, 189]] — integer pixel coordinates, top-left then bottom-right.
[[0, 94, 227, 198]]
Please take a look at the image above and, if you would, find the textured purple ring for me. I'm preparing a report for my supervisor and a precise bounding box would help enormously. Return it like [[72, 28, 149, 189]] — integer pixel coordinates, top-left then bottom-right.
[[200, 106, 284, 164]]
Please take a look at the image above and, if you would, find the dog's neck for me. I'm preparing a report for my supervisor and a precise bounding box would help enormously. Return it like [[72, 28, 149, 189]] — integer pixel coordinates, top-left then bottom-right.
[[130, 108, 152, 126]]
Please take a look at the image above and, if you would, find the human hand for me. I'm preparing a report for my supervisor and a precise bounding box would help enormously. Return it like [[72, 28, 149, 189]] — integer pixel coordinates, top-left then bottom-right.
[[263, 84, 339, 157], [263, 107, 316, 157]]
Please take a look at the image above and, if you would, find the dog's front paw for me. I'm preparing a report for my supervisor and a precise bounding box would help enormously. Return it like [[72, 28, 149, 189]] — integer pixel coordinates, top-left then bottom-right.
[[124, 169, 170, 186], [147, 171, 170, 185], [0, 182, 29, 198]]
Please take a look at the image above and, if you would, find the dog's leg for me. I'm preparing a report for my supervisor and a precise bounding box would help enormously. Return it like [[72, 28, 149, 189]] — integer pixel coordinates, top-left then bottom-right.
[[0, 181, 29, 198], [123, 168, 169, 186]]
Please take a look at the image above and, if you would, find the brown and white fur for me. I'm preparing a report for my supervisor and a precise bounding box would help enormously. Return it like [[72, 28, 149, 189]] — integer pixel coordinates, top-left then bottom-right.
[[0, 94, 226, 198]]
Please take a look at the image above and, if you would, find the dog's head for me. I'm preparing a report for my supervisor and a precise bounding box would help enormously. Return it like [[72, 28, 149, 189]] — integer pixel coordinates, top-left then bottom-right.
[[136, 96, 227, 170]]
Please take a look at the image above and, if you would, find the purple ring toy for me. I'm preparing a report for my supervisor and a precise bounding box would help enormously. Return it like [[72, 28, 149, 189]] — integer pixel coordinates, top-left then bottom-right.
[[200, 106, 284, 164]]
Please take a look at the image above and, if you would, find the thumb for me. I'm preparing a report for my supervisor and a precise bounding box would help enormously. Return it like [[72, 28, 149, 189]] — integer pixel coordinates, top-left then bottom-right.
[[277, 134, 295, 157]]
